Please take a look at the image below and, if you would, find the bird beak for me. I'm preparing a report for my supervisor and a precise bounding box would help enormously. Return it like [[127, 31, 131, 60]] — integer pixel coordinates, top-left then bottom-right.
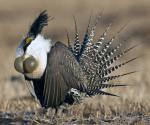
[[14, 55, 38, 74]]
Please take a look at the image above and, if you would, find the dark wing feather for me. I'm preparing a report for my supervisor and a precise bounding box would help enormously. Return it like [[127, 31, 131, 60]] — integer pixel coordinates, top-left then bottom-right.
[[43, 42, 87, 108]]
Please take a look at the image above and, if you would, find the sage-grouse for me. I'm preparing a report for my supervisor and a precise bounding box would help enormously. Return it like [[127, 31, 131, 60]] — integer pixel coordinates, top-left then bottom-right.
[[14, 10, 138, 109]]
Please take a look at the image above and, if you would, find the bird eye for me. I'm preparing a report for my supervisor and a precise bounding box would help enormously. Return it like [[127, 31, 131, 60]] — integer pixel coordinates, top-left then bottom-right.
[[23, 56, 38, 73], [25, 37, 33, 44], [14, 56, 24, 73]]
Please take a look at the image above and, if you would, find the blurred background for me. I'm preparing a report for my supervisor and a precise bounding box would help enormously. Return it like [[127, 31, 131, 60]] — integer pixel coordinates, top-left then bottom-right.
[[0, 0, 150, 111]]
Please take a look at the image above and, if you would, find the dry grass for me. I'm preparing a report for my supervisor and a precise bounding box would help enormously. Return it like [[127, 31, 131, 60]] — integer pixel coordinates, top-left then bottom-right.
[[0, 0, 150, 124]]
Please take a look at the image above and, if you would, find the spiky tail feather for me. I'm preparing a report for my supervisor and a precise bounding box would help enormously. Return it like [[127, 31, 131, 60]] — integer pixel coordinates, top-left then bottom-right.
[[78, 15, 92, 58], [66, 30, 73, 53], [67, 15, 138, 98], [99, 44, 140, 71], [88, 89, 119, 97], [99, 56, 140, 78], [98, 71, 137, 84], [80, 21, 128, 64], [73, 16, 81, 59]]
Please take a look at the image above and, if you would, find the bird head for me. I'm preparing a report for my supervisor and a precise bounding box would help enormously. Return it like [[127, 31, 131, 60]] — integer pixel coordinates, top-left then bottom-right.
[[14, 10, 53, 79]]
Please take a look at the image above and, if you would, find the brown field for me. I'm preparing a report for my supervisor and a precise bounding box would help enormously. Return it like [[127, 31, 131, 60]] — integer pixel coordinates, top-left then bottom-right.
[[0, 0, 150, 124]]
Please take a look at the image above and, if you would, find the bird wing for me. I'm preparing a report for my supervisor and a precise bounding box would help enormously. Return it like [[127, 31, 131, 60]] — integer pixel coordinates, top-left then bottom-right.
[[43, 41, 87, 108]]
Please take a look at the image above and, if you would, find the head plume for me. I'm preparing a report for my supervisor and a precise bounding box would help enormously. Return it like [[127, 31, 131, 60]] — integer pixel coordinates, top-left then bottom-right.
[[27, 10, 53, 38]]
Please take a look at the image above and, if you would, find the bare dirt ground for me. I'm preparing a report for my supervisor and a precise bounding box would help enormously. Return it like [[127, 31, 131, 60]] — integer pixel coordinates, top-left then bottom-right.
[[0, 0, 150, 124]]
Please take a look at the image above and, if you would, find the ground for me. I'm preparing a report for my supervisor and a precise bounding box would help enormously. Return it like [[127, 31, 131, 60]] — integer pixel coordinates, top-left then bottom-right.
[[0, 0, 150, 124]]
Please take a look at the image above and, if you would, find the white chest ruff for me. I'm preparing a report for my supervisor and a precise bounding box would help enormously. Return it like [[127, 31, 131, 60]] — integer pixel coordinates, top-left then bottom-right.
[[24, 35, 52, 79]]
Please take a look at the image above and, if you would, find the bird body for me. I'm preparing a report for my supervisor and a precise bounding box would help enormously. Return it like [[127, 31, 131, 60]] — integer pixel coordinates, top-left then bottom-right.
[[14, 10, 138, 109], [19, 37, 88, 108]]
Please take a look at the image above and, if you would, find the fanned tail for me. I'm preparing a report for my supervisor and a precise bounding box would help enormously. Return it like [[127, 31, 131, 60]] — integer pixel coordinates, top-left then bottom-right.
[[66, 15, 138, 99]]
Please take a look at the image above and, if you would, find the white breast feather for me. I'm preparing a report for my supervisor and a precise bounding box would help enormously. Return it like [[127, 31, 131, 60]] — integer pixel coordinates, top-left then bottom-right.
[[25, 35, 52, 79]]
